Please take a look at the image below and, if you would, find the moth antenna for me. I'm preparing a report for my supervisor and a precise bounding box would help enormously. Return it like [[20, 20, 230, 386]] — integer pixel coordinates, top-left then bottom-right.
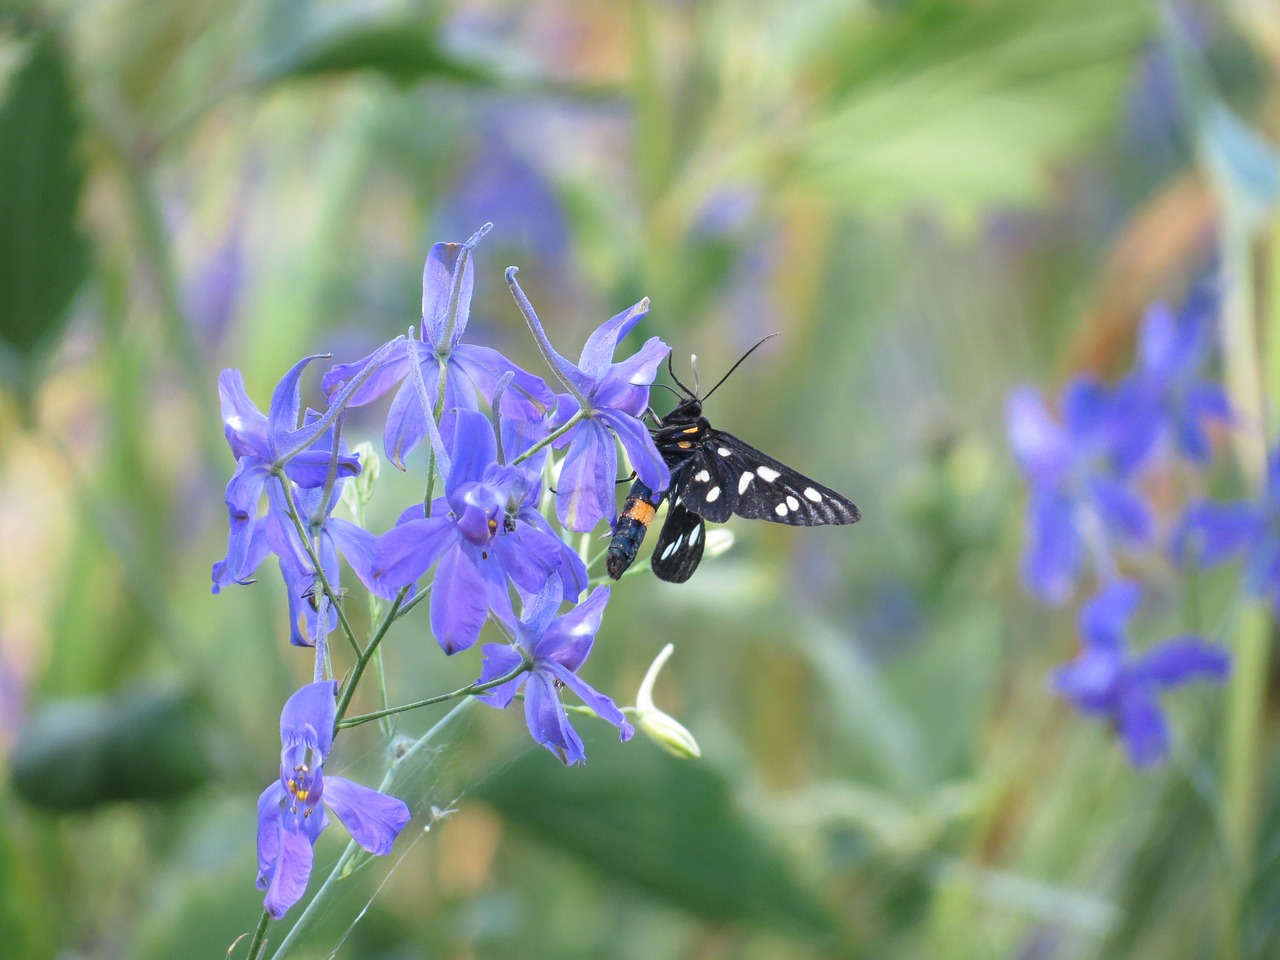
[[701, 334, 780, 402], [649, 382, 682, 402], [666, 351, 695, 397], [690, 354, 700, 396]]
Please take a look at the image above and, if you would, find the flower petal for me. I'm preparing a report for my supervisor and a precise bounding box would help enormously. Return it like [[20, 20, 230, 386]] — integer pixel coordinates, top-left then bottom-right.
[[1087, 476, 1153, 545], [577, 299, 650, 381], [476, 644, 528, 708], [421, 240, 475, 350], [1019, 488, 1082, 605], [523, 670, 586, 765], [544, 659, 633, 738], [368, 517, 455, 600], [280, 681, 339, 763], [1171, 501, 1265, 568], [219, 368, 268, 459], [447, 410, 498, 493], [1117, 685, 1171, 769], [263, 828, 315, 920], [1132, 637, 1231, 688], [430, 541, 490, 654], [556, 421, 616, 533], [1079, 581, 1143, 653], [599, 407, 670, 494], [590, 335, 670, 416], [320, 340, 410, 406], [1006, 386, 1070, 482], [322, 776, 411, 856], [452, 344, 554, 420], [537, 585, 611, 669], [256, 782, 288, 885]]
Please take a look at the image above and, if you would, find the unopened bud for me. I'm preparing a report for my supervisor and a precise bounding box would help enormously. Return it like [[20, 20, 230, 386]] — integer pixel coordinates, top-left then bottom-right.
[[635, 644, 701, 760], [342, 442, 380, 517]]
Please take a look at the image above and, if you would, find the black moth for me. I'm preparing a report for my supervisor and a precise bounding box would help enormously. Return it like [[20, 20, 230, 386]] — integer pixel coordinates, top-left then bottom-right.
[[606, 338, 860, 583]]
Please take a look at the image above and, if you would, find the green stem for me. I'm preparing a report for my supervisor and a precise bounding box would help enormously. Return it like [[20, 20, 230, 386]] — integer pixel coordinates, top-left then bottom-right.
[[339, 660, 531, 729], [244, 910, 271, 960], [333, 587, 409, 733], [511, 409, 587, 466], [1221, 600, 1271, 957]]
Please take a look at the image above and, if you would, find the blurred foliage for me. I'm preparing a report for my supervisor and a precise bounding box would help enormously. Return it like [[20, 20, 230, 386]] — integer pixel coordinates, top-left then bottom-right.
[[1, 0, 1279, 959]]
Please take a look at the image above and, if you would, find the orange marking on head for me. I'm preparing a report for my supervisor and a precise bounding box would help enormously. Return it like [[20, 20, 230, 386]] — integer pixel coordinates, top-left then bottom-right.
[[677, 441, 692, 449], [682, 427, 699, 434]]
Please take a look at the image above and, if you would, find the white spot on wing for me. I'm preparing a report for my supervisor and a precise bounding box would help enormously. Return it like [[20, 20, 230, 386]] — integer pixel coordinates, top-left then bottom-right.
[[688, 525, 701, 545], [717, 446, 731, 456], [775, 502, 788, 517], [757, 466, 781, 483], [705, 486, 721, 503], [738, 472, 753, 494], [804, 487, 821, 502], [694, 469, 710, 483], [786, 495, 800, 511], [661, 537, 682, 560]]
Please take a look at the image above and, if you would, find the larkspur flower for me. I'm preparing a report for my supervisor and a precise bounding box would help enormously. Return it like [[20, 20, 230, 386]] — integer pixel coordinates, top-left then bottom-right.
[[257, 681, 410, 919], [1051, 581, 1230, 768], [1174, 445, 1280, 609], [1111, 284, 1230, 471], [213, 358, 367, 591], [477, 584, 633, 765], [322, 232, 553, 468], [507, 267, 670, 532], [1008, 376, 1154, 604], [366, 410, 585, 654]]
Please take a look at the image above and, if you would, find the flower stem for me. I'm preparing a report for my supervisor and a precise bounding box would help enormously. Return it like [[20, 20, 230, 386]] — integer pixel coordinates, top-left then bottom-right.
[[511, 408, 587, 466], [1220, 599, 1271, 957], [338, 660, 531, 729], [243, 910, 271, 960], [333, 587, 409, 735]]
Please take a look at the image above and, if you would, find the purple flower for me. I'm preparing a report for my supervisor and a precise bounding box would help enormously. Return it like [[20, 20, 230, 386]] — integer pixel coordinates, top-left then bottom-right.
[[257, 681, 410, 919], [213, 360, 364, 592], [322, 233, 553, 468], [366, 410, 586, 654], [1112, 285, 1229, 471], [1174, 446, 1280, 608], [1051, 581, 1230, 768], [507, 267, 670, 531], [1008, 377, 1155, 604], [477, 585, 633, 765]]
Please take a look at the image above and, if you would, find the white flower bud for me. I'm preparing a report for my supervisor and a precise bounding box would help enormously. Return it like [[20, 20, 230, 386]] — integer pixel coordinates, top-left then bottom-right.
[[635, 643, 701, 760]]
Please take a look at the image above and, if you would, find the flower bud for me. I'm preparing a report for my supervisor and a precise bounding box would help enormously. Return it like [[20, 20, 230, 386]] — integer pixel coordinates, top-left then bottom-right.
[[342, 442, 381, 517], [634, 643, 701, 760]]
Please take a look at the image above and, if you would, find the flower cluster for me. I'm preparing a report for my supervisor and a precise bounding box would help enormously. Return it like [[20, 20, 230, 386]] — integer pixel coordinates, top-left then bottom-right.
[[1009, 281, 1234, 767], [212, 227, 695, 923]]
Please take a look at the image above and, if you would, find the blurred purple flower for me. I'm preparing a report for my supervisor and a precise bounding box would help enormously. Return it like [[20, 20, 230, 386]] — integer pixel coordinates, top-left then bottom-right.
[[477, 584, 632, 765], [257, 681, 410, 919], [322, 232, 553, 468], [213, 360, 364, 592], [1008, 377, 1154, 604], [1051, 581, 1230, 768], [507, 267, 670, 531], [1112, 283, 1229, 471], [365, 410, 583, 654], [1174, 447, 1280, 609]]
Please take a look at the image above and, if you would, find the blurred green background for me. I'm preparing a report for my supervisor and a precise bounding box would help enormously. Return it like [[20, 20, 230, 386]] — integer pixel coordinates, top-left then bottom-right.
[[3, 0, 1280, 957]]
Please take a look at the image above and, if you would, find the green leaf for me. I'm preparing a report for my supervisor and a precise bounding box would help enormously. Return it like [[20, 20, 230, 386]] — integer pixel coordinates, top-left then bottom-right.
[[0, 30, 90, 390], [475, 734, 837, 940], [779, 0, 1152, 222], [254, 18, 499, 89], [9, 686, 212, 811]]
